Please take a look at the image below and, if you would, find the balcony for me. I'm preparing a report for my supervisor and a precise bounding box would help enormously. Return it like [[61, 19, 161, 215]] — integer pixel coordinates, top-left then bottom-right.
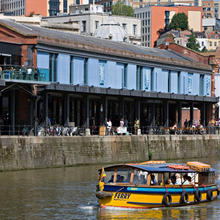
[[0, 65, 47, 83]]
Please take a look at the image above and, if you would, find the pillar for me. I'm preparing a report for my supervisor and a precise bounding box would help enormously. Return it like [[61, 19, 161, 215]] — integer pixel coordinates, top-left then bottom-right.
[[104, 96, 108, 121], [120, 97, 124, 119], [151, 103, 155, 127], [136, 100, 140, 121], [77, 99, 80, 126], [84, 96, 89, 128], [178, 103, 182, 128], [190, 103, 194, 126], [201, 103, 206, 127], [64, 95, 69, 126], [10, 89, 15, 135], [44, 93, 48, 127], [164, 102, 169, 127]]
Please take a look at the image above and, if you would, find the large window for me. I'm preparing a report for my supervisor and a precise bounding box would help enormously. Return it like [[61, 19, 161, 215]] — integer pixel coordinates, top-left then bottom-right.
[[49, 53, 57, 82], [84, 58, 88, 85], [188, 73, 193, 94], [99, 61, 105, 86]]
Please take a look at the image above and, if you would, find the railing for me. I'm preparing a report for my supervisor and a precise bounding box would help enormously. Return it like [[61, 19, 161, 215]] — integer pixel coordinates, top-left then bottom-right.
[[0, 65, 47, 82], [0, 124, 220, 136]]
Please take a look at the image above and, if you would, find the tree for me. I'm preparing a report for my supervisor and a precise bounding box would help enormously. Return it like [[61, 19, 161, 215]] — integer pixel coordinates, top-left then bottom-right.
[[111, 0, 134, 17], [201, 46, 208, 52], [186, 32, 200, 52], [169, 13, 189, 31]]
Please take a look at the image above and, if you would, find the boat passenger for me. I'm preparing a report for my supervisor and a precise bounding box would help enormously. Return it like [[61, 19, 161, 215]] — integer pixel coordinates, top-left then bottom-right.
[[171, 175, 176, 184], [183, 174, 190, 185], [150, 174, 157, 185], [108, 175, 114, 183], [175, 174, 182, 185], [166, 179, 172, 185]]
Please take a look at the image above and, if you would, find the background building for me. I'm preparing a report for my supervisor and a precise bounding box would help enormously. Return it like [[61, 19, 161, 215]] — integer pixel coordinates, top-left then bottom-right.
[[135, 5, 203, 47], [43, 6, 141, 44], [0, 0, 76, 16]]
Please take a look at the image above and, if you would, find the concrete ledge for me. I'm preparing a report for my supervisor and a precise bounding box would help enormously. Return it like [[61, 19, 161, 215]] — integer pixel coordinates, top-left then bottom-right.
[[0, 135, 220, 171]]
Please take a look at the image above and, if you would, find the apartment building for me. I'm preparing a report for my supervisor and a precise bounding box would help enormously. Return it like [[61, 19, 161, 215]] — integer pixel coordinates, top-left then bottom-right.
[[0, 0, 75, 16], [135, 5, 202, 47]]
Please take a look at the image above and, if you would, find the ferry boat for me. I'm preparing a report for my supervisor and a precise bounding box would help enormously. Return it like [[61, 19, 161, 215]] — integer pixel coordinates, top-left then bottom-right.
[[96, 161, 219, 209]]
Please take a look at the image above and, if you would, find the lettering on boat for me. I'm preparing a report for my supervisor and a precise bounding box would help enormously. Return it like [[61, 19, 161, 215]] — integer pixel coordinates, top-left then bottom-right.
[[114, 192, 131, 200]]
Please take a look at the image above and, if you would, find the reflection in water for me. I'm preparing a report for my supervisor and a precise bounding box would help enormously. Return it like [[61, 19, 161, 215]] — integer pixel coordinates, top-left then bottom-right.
[[0, 159, 219, 220]]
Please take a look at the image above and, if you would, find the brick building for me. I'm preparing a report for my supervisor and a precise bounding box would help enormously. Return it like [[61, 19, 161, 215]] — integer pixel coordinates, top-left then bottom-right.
[[135, 5, 203, 47], [0, 19, 217, 134]]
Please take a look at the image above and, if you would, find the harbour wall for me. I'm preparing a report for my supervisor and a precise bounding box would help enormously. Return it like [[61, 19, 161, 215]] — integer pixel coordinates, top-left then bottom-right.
[[0, 135, 220, 171]]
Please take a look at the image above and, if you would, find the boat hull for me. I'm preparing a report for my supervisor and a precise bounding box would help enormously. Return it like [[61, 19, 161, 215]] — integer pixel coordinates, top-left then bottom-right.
[[98, 185, 219, 209]]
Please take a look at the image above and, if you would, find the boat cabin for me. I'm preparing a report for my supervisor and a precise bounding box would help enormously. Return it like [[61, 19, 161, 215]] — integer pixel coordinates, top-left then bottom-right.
[[100, 163, 216, 187]]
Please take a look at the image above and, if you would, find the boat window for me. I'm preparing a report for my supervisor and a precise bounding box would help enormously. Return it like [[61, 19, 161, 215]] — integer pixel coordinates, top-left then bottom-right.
[[150, 173, 163, 186], [199, 172, 215, 185], [116, 168, 132, 183], [103, 170, 115, 183], [133, 170, 148, 185]]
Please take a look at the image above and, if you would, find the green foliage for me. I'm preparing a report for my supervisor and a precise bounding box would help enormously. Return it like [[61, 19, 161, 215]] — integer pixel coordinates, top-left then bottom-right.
[[169, 13, 189, 31], [111, 0, 134, 17], [186, 32, 200, 52], [201, 46, 208, 52]]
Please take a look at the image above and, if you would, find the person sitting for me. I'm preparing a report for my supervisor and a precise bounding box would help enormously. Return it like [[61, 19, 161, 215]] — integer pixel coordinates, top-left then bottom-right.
[[171, 175, 176, 185], [183, 174, 190, 185], [150, 174, 157, 185], [166, 179, 172, 185], [175, 174, 182, 185]]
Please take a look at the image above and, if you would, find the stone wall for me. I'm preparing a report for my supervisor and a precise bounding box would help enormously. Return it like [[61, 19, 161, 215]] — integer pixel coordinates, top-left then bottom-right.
[[0, 135, 220, 171]]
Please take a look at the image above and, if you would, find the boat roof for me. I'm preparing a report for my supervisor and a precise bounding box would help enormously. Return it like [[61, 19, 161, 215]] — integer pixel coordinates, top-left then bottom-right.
[[103, 164, 215, 173]]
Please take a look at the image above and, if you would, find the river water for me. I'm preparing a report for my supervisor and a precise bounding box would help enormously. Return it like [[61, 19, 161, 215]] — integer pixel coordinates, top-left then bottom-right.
[[0, 159, 220, 220]]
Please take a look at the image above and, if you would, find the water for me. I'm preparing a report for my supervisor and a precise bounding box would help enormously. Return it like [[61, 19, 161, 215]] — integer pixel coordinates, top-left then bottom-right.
[[0, 159, 219, 220]]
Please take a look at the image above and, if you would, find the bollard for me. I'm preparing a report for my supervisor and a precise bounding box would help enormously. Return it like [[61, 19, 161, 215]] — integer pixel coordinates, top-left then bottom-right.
[[85, 128, 91, 136], [137, 129, 141, 135]]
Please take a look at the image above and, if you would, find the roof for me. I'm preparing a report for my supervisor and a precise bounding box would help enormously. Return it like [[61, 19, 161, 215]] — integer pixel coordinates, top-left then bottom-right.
[[0, 19, 212, 71], [103, 163, 215, 173]]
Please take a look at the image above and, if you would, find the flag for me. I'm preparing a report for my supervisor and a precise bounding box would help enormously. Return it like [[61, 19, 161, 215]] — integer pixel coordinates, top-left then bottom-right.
[[100, 167, 106, 181]]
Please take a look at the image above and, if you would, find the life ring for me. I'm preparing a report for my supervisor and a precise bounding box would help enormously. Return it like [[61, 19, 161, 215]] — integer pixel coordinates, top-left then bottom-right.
[[162, 193, 172, 206], [194, 189, 201, 202], [180, 192, 189, 204], [207, 190, 213, 201]]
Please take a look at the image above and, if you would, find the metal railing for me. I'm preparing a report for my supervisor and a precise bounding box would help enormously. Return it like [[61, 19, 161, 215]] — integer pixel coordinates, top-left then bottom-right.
[[0, 65, 47, 82], [0, 124, 219, 136]]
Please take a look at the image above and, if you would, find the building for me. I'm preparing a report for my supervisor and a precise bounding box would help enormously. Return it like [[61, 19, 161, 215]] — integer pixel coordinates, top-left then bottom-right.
[[135, 5, 203, 47], [0, 19, 216, 135], [202, 17, 216, 31], [94, 0, 201, 13], [0, 0, 74, 17], [202, 0, 215, 18], [42, 12, 141, 44], [214, 0, 220, 19]]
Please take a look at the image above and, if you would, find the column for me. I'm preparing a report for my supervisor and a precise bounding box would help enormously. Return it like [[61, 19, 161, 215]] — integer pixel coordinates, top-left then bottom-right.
[[190, 103, 194, 126], [44, 93, 48, 127], [178, 103, 182, 128], [104, 96, 108, 121], [64, 95, 69, 126], [120, 97, 125, 119], [136, 100, 140, 121], [77, 99, 80, 126], [84, 96, 89, 128], [201, 103, 206, 127], [10, 89, 15, 135], [150, 103, 156, 127], [164, 102, 169, 127]]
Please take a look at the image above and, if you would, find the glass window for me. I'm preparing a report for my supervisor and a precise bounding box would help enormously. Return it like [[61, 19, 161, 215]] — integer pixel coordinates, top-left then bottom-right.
[[99, 61, 105, 86], [116, 168, 132, 183], [133, 24, 137, 35], [103, 170, 115, 183], [133, 170, 148, 184], [82, 21, 86, 32], [188, 73, 193, 94]]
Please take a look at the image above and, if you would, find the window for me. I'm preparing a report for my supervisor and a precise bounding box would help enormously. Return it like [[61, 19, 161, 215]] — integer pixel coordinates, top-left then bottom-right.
[[214, 42, 217, 46], [84, 58, 88, 85], [188, 73, 193, 94], [122, 23, 127, 30], [133, 24, 137, 35], [82, 21, 86, 32], [49, 53, 57, 82], [136, 66, 142, 90], [210, 41, 212, 46], [95, 21, 99, 29], [99, 61, 105, 86], [123, 64, 127, 89], [200, 75, 204, 96]]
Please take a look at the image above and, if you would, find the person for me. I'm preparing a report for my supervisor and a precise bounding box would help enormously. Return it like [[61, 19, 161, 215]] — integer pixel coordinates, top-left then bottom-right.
[[150, 174, 157, 185], [106, 119, 112, 135], [171, 175, 176, 185], [175, 174, 182, 185], [183, 174, 190, 185], [184, 119, 188, 128], [134, 118, 140, 135], [120, 118, 124, 127], [166, 179, 172, 185]]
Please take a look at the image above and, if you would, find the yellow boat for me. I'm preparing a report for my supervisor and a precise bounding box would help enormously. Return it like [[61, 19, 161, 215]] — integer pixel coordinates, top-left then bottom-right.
[[96, 161, 219, 209]]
